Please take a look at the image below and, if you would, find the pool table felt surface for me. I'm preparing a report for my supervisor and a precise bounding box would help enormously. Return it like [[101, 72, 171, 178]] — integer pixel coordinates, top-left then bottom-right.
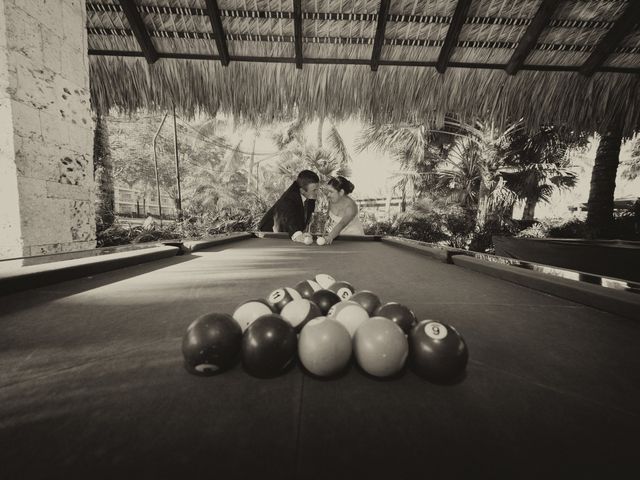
[[1, 238, 639, 479]]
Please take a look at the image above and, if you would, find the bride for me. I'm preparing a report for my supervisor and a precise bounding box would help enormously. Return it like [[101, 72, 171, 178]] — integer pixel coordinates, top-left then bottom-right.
[[321, 176, 365, 244]]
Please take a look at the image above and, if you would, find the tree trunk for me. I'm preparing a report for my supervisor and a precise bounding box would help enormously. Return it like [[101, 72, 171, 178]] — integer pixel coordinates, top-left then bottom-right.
[[401, 184, 407, 212], [475, 168, 491, 229], [586, 130, 623, 238], [93, 114, 115, 229], [522, 196, 537, 221]]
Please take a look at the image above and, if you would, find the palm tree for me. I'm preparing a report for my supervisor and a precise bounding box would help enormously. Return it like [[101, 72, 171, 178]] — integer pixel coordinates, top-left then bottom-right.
[[272, 119, 352, 182], [431, 137, 482, 210], [356, 119, 519, 224], [499, 126, 584, 221], [93, 114, 115, 229], [445, 120, 523, 227], [358, 122, 456, 212], [357, 123, 454, 198], [586, 128, 624, 238], [186, 141, 249, 212]]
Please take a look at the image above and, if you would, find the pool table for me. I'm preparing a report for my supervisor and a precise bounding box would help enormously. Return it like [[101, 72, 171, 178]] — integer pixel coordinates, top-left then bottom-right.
[[1, 235, 639, 479]]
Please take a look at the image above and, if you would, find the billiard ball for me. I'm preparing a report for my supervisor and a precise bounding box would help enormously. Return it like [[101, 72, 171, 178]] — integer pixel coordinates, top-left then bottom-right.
[[315, 273, 336, 289], [232, 299, 274, 331], [350, 290, 382, 316], [327, 300, 369, 337], [354, 316, 408, 378], [375, 302, 417, 334], [409, 320, 469, 382], [329, 281, 356, 301], [316, 237, 326, 246], [298, 317, 352, 377], [267, 287, 302, 312], [182, 313, 242, 375], [303, 236, 313, 245], [280, 299, 323, 332], [295, 279, 322, 299], [328, 281, 356, 301], [242, 314, 297, 378], [311, 289, 341, 315]]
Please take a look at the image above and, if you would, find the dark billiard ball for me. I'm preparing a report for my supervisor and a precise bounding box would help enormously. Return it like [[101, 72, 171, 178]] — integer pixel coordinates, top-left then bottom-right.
[[182, 313, 242, 375], [328, 281, 356, 301], [311, 289, 341, 315], [267, 287, 302, 312], [350, 290, 381, 316], [242, 314, 297, 378], [375, 302, 417, 334], [409, 320, 468, 382], [295, 279, 322, 299]]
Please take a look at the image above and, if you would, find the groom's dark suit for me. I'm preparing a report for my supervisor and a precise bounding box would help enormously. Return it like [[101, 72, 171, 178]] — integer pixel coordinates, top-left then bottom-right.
[[258, 184, 315, 237]]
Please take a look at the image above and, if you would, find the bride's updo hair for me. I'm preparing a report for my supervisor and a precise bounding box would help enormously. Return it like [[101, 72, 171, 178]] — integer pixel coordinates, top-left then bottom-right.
[[328, 176, 355, 195]]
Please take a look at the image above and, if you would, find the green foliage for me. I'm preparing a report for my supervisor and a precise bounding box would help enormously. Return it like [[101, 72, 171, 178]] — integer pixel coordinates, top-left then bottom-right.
[[515, 222, 549, 239], [96, 223, 176, 247], [621, 136, 640, 180], [514, 214, 640, 241], [362, 217, 394, 236], [469, 217, 520, 253], [547, 219, 589, 238], [360, 200, 477, 247], [108, 115, 228, 207], [392, 212, 450, 244], [97, 206, 264, 248]]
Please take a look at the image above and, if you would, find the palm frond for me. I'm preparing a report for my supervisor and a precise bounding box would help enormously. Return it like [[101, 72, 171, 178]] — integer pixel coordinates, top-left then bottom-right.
[[327, 124, 352, 166]]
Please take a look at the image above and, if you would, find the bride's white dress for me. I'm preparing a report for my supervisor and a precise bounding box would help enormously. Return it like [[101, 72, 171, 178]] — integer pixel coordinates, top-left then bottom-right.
[[326, 210, 365, 236]]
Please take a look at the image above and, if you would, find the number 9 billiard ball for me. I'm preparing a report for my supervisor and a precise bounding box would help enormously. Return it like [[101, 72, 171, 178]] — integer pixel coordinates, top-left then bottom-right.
[[409, 320, 468, 382]]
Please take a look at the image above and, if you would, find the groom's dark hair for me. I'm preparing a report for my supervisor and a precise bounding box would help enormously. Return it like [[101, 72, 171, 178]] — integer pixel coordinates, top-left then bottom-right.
[[296, 170, 320, 189]]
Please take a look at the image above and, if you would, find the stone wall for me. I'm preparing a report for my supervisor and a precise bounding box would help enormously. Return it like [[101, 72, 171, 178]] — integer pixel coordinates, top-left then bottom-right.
[[0, 0, 94, 259]]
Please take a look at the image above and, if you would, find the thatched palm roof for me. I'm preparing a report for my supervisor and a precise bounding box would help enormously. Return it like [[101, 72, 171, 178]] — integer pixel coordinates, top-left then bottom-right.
[[88, 1, 640, 135]]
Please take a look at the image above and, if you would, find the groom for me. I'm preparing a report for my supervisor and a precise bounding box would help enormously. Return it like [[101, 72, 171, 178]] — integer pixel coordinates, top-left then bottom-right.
[[258, 170, 319, 241]]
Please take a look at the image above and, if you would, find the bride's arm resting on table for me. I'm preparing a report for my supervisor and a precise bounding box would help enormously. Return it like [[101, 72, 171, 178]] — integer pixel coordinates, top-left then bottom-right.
[[325, 203, 357, 245]]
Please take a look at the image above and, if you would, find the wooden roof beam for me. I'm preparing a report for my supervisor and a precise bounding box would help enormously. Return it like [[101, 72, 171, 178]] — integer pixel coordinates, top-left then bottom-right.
[[294, 0, 303, 69], [505, 0, 562, 75], [371, 0, 390, 71], [117, 0, 158, 64], [580, 1, 640, 77], [204, 0, 230, 66], [86, 49, 640, 74], [436, 0, 472, 73]]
